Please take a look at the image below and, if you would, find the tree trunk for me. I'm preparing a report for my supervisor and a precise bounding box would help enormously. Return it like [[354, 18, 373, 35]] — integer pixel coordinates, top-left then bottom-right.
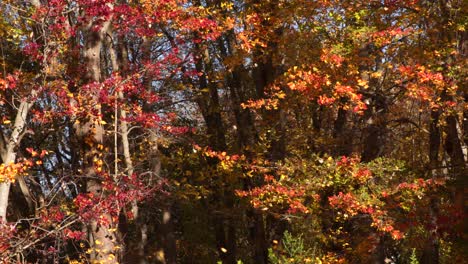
[[191, 38, 238, 263], [78, 14, 117, 264], [333, 106, 352, 156], [421, 109, 442, 264], [0, 100, 33, 220], [249, 211, 268, 264], [0, 0, 43, 221]]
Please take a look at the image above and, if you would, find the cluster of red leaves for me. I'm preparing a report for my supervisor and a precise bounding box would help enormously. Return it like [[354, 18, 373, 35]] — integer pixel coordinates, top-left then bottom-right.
[[63, 229, 85, 241], [328, 192, 403, 240], [370, 27, 413, 47], [320, 49, 345, 68], [335, 155, 359, 167], [236, 155, 444, 242], [353, 168, 373, 182], [181, 17, 221, 41], [317, 95, 336, 106], [16, 209, 84, 255], [113, 1, 220, 40], [22, 42, 43, 62], [398, 64, 454, 108], [396, 178, 444, 191], [331, 157, 448, 240], [123, 111, 192, 133], [334, 84, 367, 113], [334, 156, 373, 183], [0, 221, 16, 257], [113, 4, 155, 36], [284, 63, 367, 113], [161, 125, 192, 134], [37, 206, 66, 227], [74, 173, 159, 225], [1, 205, 82, 259], [124, 112, 161, 128], [25, 148, 48, 159], [194, 144, 244, 163], [0, 73, 18, 91], [287, 69, 327, 96], [77, 0, 114, 31], [236, 175, 311, 214]]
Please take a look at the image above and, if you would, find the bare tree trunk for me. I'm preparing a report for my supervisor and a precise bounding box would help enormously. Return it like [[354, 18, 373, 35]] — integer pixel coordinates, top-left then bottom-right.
[[445, 115, 466, 170], [0, 184, 10, 221], [333, 106, 352, 156], [443, 113, 467, 262], [190, 34, 238, 263], [0, 100, 33, 220], [150, 131, 177, 264], [156, 207, 177, 264], [421, 109, 442, 264]]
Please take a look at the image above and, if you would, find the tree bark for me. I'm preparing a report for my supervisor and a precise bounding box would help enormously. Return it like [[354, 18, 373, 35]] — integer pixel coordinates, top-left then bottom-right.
[[192, 37, 239, 263], [77, 13, 117, 263], [333, 106, 352, 156], [0, 100, 33, 220], [420, 109, 442, 264]]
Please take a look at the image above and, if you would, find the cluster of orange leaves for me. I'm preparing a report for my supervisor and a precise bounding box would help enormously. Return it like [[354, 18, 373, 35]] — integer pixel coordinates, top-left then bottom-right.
[[242, 63, 368, 114], [398, 64, 455, 108], [0, 161, 32, 183], [235, 175, 312, 215], [194, 144, 245, 170], [328, 192, 403, 240], [241, 85, 285, 110]]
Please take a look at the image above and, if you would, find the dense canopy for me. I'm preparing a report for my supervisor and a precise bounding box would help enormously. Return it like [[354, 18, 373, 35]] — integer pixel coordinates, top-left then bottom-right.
[[0, 0, 466, 263]]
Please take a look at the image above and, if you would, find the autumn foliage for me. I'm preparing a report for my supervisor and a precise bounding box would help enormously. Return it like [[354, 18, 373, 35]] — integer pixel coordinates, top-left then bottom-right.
[[0, 0, 466, 263]]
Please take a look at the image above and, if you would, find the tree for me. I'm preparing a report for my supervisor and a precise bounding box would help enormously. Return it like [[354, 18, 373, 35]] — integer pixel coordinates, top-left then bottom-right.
[[0, 0, 466, 263]]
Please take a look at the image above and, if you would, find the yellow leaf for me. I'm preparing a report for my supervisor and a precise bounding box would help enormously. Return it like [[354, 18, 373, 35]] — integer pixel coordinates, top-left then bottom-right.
[[357, 79, 369, 88], [371, 71, 382, 78], [276, 91, 286, 99]]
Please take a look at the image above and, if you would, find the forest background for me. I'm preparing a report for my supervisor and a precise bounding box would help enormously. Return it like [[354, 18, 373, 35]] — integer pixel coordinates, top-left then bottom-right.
[[0, 0, 466, 263]]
